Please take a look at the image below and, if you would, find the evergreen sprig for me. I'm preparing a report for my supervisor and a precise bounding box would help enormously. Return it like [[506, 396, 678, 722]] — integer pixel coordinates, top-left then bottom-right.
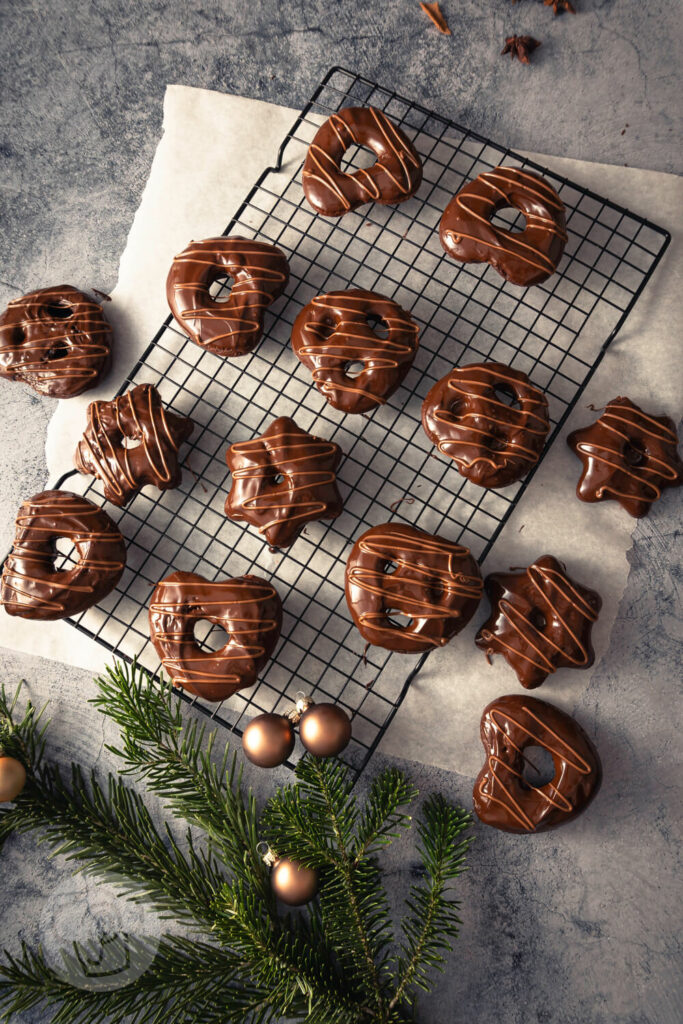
[[0, 661, 472, 1024]]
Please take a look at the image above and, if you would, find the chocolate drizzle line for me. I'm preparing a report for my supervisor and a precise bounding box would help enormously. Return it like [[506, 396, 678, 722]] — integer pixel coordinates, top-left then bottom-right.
[[225, 416, 343, 549], [567, 396, 683, 518], [0, 285, 111, 398], [439, 167, 567, 287], [166, 236, 289, 358], [74, 383, 193, 507], [149, 571, 282, 702], [1, 490, 126, 621]]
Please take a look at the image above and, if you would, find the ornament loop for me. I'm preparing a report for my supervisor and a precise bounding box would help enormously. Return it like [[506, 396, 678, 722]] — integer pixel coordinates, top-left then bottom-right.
[[286, 693, 314, 724], [257, 841, 277, 867]]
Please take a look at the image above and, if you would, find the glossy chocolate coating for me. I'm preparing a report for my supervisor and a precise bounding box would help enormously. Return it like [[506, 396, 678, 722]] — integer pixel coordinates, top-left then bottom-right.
[[225, 416, 343, 549], [0, 286, 111, 398], [291, 289, 419, 414], [567, 396, 683, 518], [440, 167, 567, 286], [149, 570, 282, 701], [345, 522, 483, 653], [302, 106, 422, 218], [475, 554, 601, 689], [1, 490, 126, 620], [473, 694, 602, 834], [74, 383, 194, 507], [166, 236, 289, 357], [422, 362, 550, 489]]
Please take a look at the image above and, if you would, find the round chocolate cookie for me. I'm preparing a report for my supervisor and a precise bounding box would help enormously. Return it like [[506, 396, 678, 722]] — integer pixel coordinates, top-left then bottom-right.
[[302, 106, 422, 218], [1, 490, 126, 620], [74, 383, 194, 507], [475, 554, 602, 689], [473, 694, 602, 834], [440, 167, 567, 287], [0, 286, 111, 398], [291, 289, 419, 414], [345, 522, 483, 653], [167, 236, 289, 358], [225, 416, 344, 549], [567, 396, 683, 518], [421, 362, 550, 489], [149, 571, 282, 702]]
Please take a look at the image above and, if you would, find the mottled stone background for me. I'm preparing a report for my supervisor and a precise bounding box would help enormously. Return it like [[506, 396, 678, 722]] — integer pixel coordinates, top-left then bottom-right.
[[0, 2, 681, 1022]]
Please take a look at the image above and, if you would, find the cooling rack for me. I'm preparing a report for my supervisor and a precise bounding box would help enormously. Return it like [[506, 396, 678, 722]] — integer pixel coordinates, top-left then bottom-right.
[[52, 66, 669, 778]]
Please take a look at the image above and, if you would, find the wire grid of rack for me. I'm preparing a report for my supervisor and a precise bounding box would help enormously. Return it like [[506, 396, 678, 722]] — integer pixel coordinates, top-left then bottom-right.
[[53, 67, 669, 777]]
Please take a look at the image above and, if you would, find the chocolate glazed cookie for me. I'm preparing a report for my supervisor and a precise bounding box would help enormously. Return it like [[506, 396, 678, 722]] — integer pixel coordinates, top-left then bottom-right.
[[440, 167, 567, 286], [302, 106, 422, 218], [567, 396, 683, 518], [422, 362, 550, 489], [291, 290, 419, 414], [167, 236, 289, 357], [473, 695, 602, 834], [345, 523, 483, 653], [1, 490, 126, 620], [149, 571, 282, 702], [225, 416, 343, 549], [74, 383, 194, 506], [475, 555, 602, 689], [0, 286, 111, 397]]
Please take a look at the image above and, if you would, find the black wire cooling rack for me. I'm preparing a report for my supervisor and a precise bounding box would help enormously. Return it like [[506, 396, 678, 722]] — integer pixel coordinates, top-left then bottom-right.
[[51, 66, 669, 777]]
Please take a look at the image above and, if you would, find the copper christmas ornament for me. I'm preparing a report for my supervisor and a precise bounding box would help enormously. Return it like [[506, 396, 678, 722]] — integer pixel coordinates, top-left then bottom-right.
[[299, 703, 352, 758], [0, 756, 27, 802], [271, 857, 319, 906], [242, 713, 295, 768]]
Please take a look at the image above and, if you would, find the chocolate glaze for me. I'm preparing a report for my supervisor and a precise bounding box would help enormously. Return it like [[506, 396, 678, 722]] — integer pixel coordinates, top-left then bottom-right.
[[567, 396, 683, 518], [1, 490, 126, 620], [345, 522, 483, 653], [473, 694, 602, 834], [291, 289, 419, 414], [440, 167, 567, 286], [74, 383, 194, 507], [302, 106, 422, 218], [225, 416, 343, 549], [0, 286, 111, 398], [149, 570, 282, 702], [475, 554, 601, 689], [166, 236, 289, 358], [422, 361, 550, 489]]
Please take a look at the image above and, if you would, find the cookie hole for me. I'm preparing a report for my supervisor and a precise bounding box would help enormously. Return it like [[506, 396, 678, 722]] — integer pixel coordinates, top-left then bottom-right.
[[366, 314, 389, 340], [341, 144, 376, 173], [385, 610, 412, 630], [193, 620, 231, 653], [209, 275, 233, 303], [120, 436, 142, 450], [521, 745, 556, 789], [493, 384, 521, 410], [490, 205, 527, 235], [272, 473, 285, 485], [384, 561, 398, 575], [623, 440, 646, 467], [53, 537, 77, 569], [528, 607, 547, 631], [46, 300, 73, 319], [46, 344, 69, 362], [344, 361, 365, 379]]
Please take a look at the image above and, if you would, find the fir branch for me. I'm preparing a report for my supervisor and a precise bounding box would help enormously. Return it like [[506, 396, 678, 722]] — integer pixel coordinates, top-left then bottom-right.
[[0, 681, 49, 777], [353, 768, 417, 862]]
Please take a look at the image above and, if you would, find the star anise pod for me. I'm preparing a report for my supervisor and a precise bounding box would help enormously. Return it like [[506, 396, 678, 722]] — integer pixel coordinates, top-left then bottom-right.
[[544, 0, 576, 13], [501, 35, 541, 64]]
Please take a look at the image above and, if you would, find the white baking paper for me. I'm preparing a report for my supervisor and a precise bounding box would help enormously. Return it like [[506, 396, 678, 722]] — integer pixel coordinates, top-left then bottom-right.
[[0, 85, 680, 776]]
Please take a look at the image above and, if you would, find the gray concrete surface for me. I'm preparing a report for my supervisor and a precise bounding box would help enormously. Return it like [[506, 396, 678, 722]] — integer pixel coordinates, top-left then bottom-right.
[[0, 2, 681, 1022]]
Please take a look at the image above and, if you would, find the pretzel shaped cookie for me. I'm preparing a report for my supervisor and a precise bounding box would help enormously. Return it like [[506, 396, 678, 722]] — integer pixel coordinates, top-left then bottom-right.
[[473, 695, 602, 833], [302, 106, 422, 218], [0, 286, 111, 397], [440, 167, 567, 286], [149, 571, 282, 701], [292, 289, 419, 414], [567, 396, 683, 518], [422, 362, 550, 489], [167, 236, 289, 357], [345, 522, 483, 653]]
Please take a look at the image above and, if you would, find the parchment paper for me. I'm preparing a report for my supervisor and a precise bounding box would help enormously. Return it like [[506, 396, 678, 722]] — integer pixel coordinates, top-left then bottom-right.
[[1, 85, 680, 776]]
